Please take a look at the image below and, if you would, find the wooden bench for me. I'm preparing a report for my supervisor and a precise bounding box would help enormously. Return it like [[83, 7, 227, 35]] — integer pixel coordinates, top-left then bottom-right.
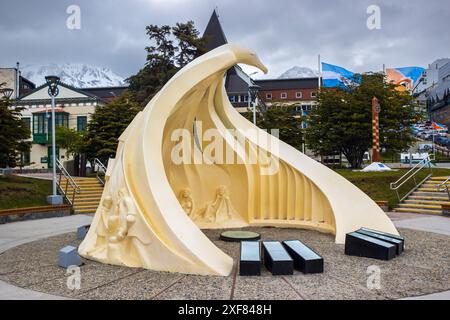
[[345, 232, 396, 260], [282, 240, 323, 274], [262, 241, 293, 275], [239, 241, 261, 276]]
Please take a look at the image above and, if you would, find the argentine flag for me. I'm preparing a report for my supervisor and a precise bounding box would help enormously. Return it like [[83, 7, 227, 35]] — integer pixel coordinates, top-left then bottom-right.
[[321, 63, 355, 88]]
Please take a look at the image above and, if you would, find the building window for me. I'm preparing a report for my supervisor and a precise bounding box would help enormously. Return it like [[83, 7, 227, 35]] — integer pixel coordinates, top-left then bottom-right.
[[266, 93, 272, 100], [296, 92, 302, 99], [229, 95, 236, 102], [243, 95, 249, 102], [77, 116, 88, 132], [281, 92, 288, 99], [311, 91, 317, 98], [55, 113, 69, 128]]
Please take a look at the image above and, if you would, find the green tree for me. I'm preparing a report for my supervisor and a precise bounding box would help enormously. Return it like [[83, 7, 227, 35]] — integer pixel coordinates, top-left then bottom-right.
[[55, 126, 84, 158], [127, 21, 206, 106], [0, 84, 31, 168], [244, 105, 304, 151], [82, 94, 143, 163], [306, 73, 418, 169]]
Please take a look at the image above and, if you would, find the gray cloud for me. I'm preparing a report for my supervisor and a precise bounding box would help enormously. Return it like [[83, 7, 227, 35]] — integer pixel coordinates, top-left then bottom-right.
[[0, 0, 449, 79]]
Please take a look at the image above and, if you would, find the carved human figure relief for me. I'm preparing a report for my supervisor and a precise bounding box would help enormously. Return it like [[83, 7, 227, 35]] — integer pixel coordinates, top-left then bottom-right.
[[178, 188, 194, 216], [202, 186, 238, 223]]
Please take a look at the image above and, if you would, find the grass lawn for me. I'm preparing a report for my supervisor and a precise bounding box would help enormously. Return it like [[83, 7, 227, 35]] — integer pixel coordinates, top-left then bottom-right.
[[0, 175, 52, 210], [336, 168, 450, 209]]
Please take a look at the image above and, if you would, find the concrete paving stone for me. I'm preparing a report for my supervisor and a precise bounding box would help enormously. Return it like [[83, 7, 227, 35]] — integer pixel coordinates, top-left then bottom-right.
[[233, 276, 301, 300], [0, 264, 66, 288], [27, 262, 143, 298], [78, 270, 184, 300], [155, 274, 234, 300], [286, 273, 384, 300]]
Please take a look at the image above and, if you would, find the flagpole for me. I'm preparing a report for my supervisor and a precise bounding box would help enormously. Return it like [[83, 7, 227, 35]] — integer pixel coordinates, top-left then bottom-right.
[[318, 54, 321, 91]]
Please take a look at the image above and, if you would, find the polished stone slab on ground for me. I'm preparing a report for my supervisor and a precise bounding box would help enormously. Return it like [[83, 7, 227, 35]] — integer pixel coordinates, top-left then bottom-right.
[[282, 240, 323, 274], [345, 232, 396, 261], [262, 241, 293, 275], [239, 241, 261, 276], [356, 229, 404, 255]]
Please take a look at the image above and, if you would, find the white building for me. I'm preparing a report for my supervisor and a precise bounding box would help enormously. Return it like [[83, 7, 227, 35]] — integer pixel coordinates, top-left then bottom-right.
[[14, 83, 127, 169]]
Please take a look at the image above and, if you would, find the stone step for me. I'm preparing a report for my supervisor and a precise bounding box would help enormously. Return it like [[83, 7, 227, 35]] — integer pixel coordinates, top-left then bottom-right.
[[74, 200, 101, 206], [429, 176, 450, 181], [75, 196, 102, 203], [409, 195, 450, 201], [75, 207, 98, 214], [398, 203, 442, 209], [418, 187, 449, 192], [412, 191, 448, 197], [404, 199, 450, 205], [394, 207, 443, 215]]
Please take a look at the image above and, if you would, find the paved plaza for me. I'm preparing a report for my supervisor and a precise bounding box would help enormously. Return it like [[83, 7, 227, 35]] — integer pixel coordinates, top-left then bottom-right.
[[0, 213, 449, 300]]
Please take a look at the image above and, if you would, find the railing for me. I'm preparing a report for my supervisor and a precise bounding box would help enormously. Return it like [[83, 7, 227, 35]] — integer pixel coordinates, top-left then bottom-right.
[[56, 159, 80, 206], [437, 176, 450, 199], [390, 156, 433, 202], [94, 158, 107, 185]]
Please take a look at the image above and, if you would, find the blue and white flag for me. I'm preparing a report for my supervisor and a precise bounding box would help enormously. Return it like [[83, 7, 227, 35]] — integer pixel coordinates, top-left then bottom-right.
[[321, 63, 355, 88]]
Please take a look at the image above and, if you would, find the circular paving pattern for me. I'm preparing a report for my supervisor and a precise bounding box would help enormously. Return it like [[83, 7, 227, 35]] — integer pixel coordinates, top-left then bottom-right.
[[0, 227, 449, 300]]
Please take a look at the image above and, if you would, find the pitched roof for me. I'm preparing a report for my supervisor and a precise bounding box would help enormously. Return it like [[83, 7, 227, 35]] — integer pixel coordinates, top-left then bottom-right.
[[83, 86, 128, 102], [203, 10, 228, 51]]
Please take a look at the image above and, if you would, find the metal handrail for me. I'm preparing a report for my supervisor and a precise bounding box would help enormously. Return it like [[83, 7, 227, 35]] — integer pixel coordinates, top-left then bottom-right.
[[390, 156, 433, 201], [437, 176, 450, 199], [55, 159, 80, 206], [94, 158, 107, 185]]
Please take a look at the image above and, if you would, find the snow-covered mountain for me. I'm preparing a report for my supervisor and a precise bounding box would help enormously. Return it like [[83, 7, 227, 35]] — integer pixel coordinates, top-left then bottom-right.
[[21, 63, 126, 88], [278, 66, 318, 79]]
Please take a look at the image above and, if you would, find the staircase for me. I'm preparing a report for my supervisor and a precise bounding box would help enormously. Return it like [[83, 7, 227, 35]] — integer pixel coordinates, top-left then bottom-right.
[[61, 177, 104, 214], [394, 176, 450, 215]]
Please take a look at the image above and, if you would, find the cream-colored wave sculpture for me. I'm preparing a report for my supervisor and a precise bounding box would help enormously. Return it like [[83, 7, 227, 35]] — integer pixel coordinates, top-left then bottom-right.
[[79, 44, 399, 276]]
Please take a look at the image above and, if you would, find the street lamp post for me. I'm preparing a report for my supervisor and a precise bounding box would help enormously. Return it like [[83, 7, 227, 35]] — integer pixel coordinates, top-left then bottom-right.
[[0, 88, 14, 100], [248, 84, 260, 125], [45, 75, 63, 205]]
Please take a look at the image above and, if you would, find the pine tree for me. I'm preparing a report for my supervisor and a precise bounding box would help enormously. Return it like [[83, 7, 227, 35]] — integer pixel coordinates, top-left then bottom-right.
[[0, 84, 31, 168], [127, 21, 206, 106]]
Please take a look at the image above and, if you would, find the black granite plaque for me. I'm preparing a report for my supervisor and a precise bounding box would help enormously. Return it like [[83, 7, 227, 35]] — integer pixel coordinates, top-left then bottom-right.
[[239, 241, 261, 276], [356, 228, 404, 255], [282, 240, 323, 273], [345, 232, 396, 261], [262, 241, 293, 275]]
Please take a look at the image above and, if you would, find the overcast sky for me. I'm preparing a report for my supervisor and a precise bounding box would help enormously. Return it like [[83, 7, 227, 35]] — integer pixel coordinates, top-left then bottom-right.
[[1, 0, 449, 80]]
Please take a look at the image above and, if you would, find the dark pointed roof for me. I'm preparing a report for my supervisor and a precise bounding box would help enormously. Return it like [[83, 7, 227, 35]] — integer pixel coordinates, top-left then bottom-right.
[[203, 10, 228, 51]]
